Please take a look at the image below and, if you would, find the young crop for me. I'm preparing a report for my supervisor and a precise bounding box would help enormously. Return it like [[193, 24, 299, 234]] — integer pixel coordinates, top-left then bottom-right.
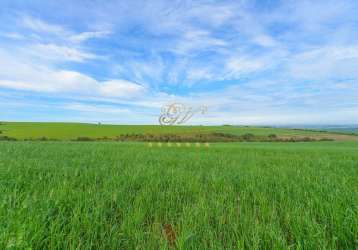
[[0, 141, 357, 249]]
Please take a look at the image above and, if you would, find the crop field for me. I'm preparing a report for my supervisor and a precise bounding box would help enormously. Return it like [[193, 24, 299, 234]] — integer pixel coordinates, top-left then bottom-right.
[[1, 122, 357, 141], [1, 140, 357, 249]]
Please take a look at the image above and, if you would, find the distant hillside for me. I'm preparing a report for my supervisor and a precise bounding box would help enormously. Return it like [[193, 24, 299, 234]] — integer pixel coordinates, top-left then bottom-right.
[[1, 122, 357, 141], [278, 125, 358, 135], [324, 128, 358, 134]]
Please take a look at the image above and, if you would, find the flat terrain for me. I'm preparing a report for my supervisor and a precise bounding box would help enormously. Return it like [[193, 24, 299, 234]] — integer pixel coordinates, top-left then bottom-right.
[[325, 128, 358, 135], [1, 141, 357, 249], [1, 122, 357, 141]]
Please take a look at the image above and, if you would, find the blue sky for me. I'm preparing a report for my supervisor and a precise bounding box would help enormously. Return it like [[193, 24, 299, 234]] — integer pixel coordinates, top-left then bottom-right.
[[0, 0, 358, 125]]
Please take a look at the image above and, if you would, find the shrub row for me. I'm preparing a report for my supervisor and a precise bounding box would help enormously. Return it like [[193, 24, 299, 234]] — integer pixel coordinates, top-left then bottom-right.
[[0, 133, 334, 142], [0, 136, 17, 141], [73, 133, 334, 143], [0, 136, 60, 141]]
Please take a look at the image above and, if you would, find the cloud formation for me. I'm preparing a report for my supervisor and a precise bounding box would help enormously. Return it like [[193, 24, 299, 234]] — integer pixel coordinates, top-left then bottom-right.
[[0, 0, 357, 124]]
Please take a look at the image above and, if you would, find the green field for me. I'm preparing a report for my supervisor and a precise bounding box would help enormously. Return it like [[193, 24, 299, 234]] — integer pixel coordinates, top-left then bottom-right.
[[0, 122, 354, 141], [1, 141, 357, 249]]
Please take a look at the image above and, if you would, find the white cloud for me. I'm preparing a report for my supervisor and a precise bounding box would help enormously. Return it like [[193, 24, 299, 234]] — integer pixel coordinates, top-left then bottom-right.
[[17, 15, 111, 63], [0, 69, 96, 93], [30, 44, 97, 62], [0, 48, 145, 98], [288, 46, 358, 80], [173, 29, 227, 55], [120, 56, 166, 85], [226, 57, 266, 77], [186, 68, 214, 81], [0, 70, 145, 98], [0, 73, 145, 99], [21, 15, 111, 43], [187, 3, 236, 27], [252, 35, 278, 47], [100, 80, 146, 98], [63, 103, 129, 114], [21, 16, 68, 36], [69, 31, 111, 43], [1, 32, 26, 40]]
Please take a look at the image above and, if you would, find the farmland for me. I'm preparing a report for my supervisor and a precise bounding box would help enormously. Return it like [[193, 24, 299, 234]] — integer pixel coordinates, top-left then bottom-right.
[[1, 122, 357, 141], [1, 139, 357, 249]]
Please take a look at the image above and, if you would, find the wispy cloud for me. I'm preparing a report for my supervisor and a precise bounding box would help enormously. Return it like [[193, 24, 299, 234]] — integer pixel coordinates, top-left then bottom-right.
[[30, 43, 98, 62], [69, 31, 112, 43], [21, 15, 68, 36], [15, 15, 112, 63], [63, 102, 129, 114], [0, 32, 26, 40], [0, 0, 357, 124], [173, 29, 228, 55]]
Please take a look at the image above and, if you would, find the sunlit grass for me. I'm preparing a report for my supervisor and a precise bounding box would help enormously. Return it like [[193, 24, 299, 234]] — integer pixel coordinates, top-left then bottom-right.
[[0, 122, 336, 140], [0, 141, 357, 249]]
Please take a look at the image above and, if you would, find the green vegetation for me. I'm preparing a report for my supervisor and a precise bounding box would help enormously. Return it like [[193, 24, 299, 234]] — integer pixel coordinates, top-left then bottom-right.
[[1, 122, 356, 141], [325, 128, 358, 135], [75, 132, 332, 143], [1, 141, 357, 249]]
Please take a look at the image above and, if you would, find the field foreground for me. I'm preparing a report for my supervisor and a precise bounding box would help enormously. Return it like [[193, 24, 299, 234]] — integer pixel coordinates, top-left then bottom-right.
[[0, 141, 357, 249]]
